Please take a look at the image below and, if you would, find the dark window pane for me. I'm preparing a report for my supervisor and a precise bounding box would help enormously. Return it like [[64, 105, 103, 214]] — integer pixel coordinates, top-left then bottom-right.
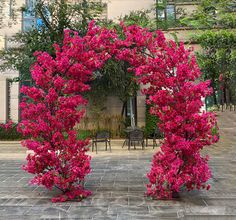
[[166, 5, 175, 19], [158, 9, 165, 20], [23, 18, 36, 32], [26, 0, 36, 13]]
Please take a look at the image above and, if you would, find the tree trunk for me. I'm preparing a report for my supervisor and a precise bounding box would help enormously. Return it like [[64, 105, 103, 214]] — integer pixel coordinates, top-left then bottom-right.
[[212, 88, 218, 105], [225, 87, 230, 107]]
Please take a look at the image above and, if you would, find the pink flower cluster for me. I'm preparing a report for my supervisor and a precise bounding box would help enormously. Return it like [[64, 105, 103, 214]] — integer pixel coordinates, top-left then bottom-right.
[[17, 27, 115, 202], [114, 26, 219, 198], [0, 120, 13, 131], [18, 22, 219, 201]]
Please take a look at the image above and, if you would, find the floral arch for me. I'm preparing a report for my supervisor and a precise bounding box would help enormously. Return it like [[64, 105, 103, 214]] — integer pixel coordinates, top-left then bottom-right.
[[18, 22, 219, 202]]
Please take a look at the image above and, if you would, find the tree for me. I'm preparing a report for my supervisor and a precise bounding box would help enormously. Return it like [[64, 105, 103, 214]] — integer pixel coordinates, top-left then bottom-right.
[[181, 0, 236, 107], [18, 20, 219, 201], [181, 0, 236, 29], [17, 25, 114, 202], [1, 1, 186, 123], [0, 0, 105, 81], [194, 31, 236, 106], [86, 11, 153, 120], [113, 25, 219, 198]]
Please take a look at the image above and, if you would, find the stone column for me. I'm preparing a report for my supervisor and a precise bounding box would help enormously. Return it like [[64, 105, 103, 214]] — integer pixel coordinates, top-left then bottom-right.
[[0, 76, 9, 123], [136, 91, 146, 128], [10, 82, 19, 122]]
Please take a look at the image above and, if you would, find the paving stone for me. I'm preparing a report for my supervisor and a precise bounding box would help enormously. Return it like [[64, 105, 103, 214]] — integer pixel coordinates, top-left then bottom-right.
[[68, 206, 108, 218], [0, 111, 236, 219]]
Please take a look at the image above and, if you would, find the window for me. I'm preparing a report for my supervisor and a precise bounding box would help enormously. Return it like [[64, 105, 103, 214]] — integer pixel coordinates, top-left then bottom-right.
[[157, 4, 175, 21], [22, 17, 36, 32], [22, 0, 36, 32], [25, 0, 36, 14], [9, 0, 13, 17], [166, 5, 175, 19]]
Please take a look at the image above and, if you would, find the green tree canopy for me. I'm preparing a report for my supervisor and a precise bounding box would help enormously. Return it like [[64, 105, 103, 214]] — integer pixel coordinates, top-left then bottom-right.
[[182, 0, 236, 106], [181, 0, 236, 29], [0, 0, 105, 80]]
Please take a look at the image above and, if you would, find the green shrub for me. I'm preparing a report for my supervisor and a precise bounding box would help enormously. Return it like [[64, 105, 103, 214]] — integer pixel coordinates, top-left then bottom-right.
[[0, 123, 23, 141], [211, 124, 220, 138], [207, 105, 219, 112], [144, 102, 159, 138], [76, 130, 93, 140]]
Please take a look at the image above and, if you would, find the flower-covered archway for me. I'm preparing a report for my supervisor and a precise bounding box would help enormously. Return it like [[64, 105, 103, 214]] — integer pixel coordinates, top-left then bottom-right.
[[18, 22, 219, 202]]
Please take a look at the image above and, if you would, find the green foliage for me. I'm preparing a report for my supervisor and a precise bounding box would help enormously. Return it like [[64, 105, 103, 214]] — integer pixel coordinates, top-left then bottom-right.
[[35, 0, 105, 38], [207, 105, 220, 112], [76, 130, 92, 140], [121, 10, 156, 29], [219, 13, 236, 28], [194, 30, 236, 49], [86, 52, 139, 118], [194, 30, 236, 105], [0, 124, 23, 140], [76, 128, 125, 139], [183, 0, 236, 106], [0, 0, 105, 81], [180, 0, 236, 29], [144, 102, 159, 138], [211, 123, 220, 138]]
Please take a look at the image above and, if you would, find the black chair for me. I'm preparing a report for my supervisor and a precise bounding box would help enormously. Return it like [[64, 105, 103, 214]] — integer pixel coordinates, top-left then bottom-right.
[[145, 126, 163, 148], [127, 129, 145, 150], [122, 127, 142, 148], [153, 126, 163, 149], [92, 131, 111, 154]]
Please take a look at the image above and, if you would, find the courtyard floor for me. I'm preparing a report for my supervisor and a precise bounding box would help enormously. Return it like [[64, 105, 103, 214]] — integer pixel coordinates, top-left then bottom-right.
[[0, 110, 236, 219]]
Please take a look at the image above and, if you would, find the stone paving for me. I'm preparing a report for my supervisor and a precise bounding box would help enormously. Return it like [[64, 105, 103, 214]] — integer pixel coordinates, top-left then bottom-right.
[[0, 111, 236, 219]]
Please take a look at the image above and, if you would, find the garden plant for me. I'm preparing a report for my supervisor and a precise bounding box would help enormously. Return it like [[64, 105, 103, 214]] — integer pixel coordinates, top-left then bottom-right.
[[18, 22, 219, 202]]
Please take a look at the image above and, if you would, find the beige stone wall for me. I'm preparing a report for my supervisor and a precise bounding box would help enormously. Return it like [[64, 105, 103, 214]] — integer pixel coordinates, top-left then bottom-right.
[[0, 73, 19, 123], [0, 0, 24, 37], [164, 29, 203, 52], [9, 81, 19, 122], [0, 1, 22, 123], [0, 36, 5, 49], [106, 0, 155, 21], [103, 94, 146, 128], [136, 92, 146, 128], [104, 96, 123, 115]]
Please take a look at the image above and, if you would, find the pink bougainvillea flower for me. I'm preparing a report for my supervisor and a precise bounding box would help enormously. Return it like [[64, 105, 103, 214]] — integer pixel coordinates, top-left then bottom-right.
[[18, 22, 219, 202]]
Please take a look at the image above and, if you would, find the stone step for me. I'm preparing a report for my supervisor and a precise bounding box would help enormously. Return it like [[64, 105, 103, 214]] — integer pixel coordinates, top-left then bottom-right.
[[0, 142, 25, 153]]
